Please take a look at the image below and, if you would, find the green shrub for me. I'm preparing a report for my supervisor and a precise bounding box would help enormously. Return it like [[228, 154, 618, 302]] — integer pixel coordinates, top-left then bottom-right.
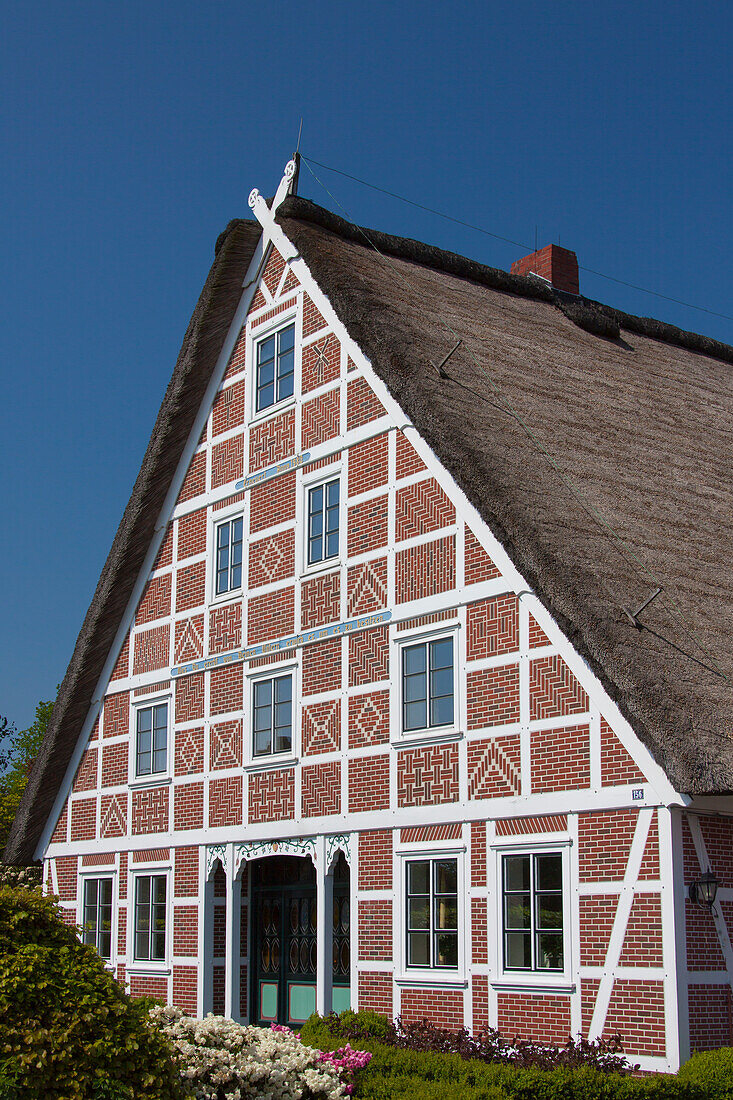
[[678, 1048, 733, 1098], [0, 886, 183, 1100]]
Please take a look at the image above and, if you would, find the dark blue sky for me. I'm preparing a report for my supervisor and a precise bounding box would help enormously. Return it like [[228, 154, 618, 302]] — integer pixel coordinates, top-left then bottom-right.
[[1, 1, 730, 731]]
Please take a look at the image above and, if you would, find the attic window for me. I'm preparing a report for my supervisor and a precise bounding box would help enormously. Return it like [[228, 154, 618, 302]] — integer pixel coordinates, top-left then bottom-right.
[[256, 323, 295, 413]]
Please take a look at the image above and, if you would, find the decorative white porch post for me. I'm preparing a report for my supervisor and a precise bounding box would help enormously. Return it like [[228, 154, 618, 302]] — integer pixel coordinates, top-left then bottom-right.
[[225, 843, 242, 1020], [316, 836, 334, 1016]]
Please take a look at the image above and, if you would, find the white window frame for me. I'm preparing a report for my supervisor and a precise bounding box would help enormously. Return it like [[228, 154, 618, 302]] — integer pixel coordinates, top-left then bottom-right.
[[77, 871, 116, 968], [244, 658, 300, 770], [395, 845, 467, 987], [128, 867, 171, 973], [208, 497, 246, 608], [248, 307, 299, 424], [128, 693, 172, 788], [392, 625, 461, 746], [212, 512, 244, 600], [301, 462, 343, 576], [490, 840, 572, 990]]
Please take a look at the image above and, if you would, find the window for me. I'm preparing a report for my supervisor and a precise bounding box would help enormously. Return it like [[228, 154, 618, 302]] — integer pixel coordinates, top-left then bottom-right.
[[307, 479, 340, 565], [252, 674, 293, 757], [502, 853, 564, 972], [82, 877, 113, 960], [134, 875, 167, 962], [402, 637, 454, 732], [256, 323, 295, 412], [215, 516, 243, 596], [135, 703, 168, 777], [406, 858, 458, 969]]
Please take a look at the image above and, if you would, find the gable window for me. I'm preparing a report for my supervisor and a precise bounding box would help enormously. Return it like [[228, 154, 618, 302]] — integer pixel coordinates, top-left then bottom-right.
[[502, 853, 564, 972], [402, 637, 454, 732], [134, 874, 167, 962], [406, 858, 458, 968], [252, 674, 293, 757], [82, 877, 113, 960], [215, 515, 243, 596], [307, 478, 340, 566], [256, 323, 295, 412], [135, 703, 168, 778]]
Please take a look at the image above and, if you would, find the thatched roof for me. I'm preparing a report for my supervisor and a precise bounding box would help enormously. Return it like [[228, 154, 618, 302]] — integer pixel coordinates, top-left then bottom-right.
[[5, 195, 732, 862]]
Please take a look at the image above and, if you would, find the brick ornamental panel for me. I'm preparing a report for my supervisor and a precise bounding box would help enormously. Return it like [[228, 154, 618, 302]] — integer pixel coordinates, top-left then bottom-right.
[[248, 586, 294, 644], [174, 615, 205, 664], [301, 573, 340, 629], [529, 655, 589, 721], [528, 613, 551, 648], [210, 664, 244, 716], [349, 628, 389, 686], [248, 769, 295, 823], [208, 775, 243, 828], [179, 452, 206, 503], [401, 989, 464, 1031], [358, 830, 392, 889], [348, 495, 388, 557], [177, 508, 207, 560], [346, 376, 385, 430], [600, 718, 646, 785], [397, 745, 459, 806], [211, 433, 244, 489], [174, 727, 204, 777], [210, 719, 243, 770], [73, 747, 98, 792], [395, 478, 455, 541], [395, 432, 426, 478], [103, 692, 129, 738], [348, 433, 388, 497], [212, 379, 245, 437], [497, 992, 571, 1045], [396, 537, 455, 604], [302, 387, 341, 449], [531, 722, 591, 792], [173, 782, 204, 831], [131, 787, 169, 834], [175, 674, 205, 723], [467, 736, 521, 798], [175, 560, 206, 614], [302, 638, 342, 695], [136, 574, 172, 625], [349, 754, 390, 812], [209, 603, 242, 655], [302, 699, 341, 755], [133, 624, 170, 675], [464, 528, 501, 584], [248, 530, 295, 589], [100, 794, 127, 838], [301, 760, 341, 817], [467, 664, 520, 728], [174, 846, 199, 897], [249, 409, 295, 472], [400, 823, 462, 844], [496, 814, 568, 836], [249, 471, 296, 534], [359, 898, 392, 960], [466, 596, 519, 658], [101, 743, 127, 788], [302, 334, 340, 392], [70, 798, 96, 841], [348, 690, 389, 748], [347, 558, 388, 616]]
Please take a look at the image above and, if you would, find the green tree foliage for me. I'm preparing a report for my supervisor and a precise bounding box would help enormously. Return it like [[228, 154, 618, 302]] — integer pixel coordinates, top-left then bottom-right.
[[0, 885, 183, 1099], [0, 695, 55, 853]]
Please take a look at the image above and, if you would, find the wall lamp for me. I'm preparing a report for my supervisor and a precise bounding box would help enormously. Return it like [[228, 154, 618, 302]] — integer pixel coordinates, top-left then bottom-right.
[[689, 869, 720, 908]]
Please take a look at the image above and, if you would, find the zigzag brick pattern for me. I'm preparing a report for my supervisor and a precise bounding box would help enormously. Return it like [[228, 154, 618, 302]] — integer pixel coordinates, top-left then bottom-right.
[[302, 638, 342, 695], [136, 574, 171, 625], [464, 528, 501, 584], [466, 596, 519, 658], [349, 627, 389, 686], [248, 530, 294, 589], [249, 410, 295, 472], [600, 719, 646, 785], [103, 692, 129, 738], [467, 736, 521, 799], [467, 664, 520, 727], [248, 586, 294, 643], [347, 558, 388, 616], [531, 722, 590, 792], [303, 699, 341, 755], [347, 377, 385, 430], [179, 452, 206, 503], [208, 775, 243, 828], [209, 603, 242, 655], [397, 745, 459, 806], [132, 788, 169, 834], [211, 434, 243, 490], [529, 655, 589, 720], [348, 433, 388, 496], [100, 794, 126, 838], [302, 760, 341, 817], [210, 719, 242, 770], [177, 509, 207, 560], [212, 379, 245, 436], [248, 769, 295, 823], [302, 388, 341, 449], [348, 690, 389, 748], [174, 782, 204, 830], [301, 572, 340, 629], [396, 478, 455, 540], [73, 748, 98, 792], [175, 615, 204, 664], [175, 674, 205, 723], [101, 743, 127, 788], [349, 754, 390, 812], [175, 561, 205, 614], [396, 536, 455, 603], [348, 496, 388, 557], [302, 335, 340, 392], [250, 472, 296, 533], [395, 432, 426, 478], [174, 727, 204, 777]]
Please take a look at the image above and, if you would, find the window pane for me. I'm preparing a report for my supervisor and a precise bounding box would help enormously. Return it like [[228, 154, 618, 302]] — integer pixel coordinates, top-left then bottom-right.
[[326, 480, 339, 507], [403, 645, 426, 676], [431, 638, 453, 670], [408, 899, 429, 930], [536, 932, 563, 970], [152, 747, 166, 773], [99, 931, 112, 960], [325, 529, 339, 557], [137, 708, 152, 734], [309, 485, 323, 515], [153, 875, 166, 904], [408, 862, 429, 896], [136, 931, 150, 960], [505, 931, 531, 969], [504, 856, 530, 893], [536, 854, 562, 892], [275, 725, 292, 753], [435, 861, 457, 895], [258, 380, 275, 410], [408, 932, 430, 967], [254, 681, 272, 708], [431, 693, 454, 727], [255, 727, 272, 756], [403, 674, 426, 703], [152, 931, 166, 961], [259, 334, 275, 363], [404, 700, 428, 731], [537, 893, 563, 930], [278, 324, 295, 352], [275, 677, 292, 703], [505, 895, 531, 930], [436, 898, 458, 931], [436, 932, 458, 968], [136, 877, 150, 907]]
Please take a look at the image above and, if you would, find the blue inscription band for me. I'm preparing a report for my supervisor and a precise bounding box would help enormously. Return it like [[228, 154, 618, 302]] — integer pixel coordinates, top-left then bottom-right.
[[235, 450, 311, 492], [171, 610, 392, 678]]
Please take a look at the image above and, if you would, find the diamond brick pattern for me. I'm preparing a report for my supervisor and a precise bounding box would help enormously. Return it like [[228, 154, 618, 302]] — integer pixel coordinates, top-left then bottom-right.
[[303, 699, 341, 755], [73, 747, 98, 792], [211, 433, 244, 489], [101, 743, 127, 788], [173, 782, 204, 830], [395, 432, 426, 478], [174, 726, 204, 776], [210, 664, 243, 716], [209, 775, 243, 828], [396, 536, 455, 604], [348, 496, 388, 557], [249, 409, 295, 472], [302, 637, 342, 695], [210, 719, 242, 770], [396, 478, 455, 541], [132, 624, 170, 676], [467, 596, 519, 659], [528, 613, 551, 648], [600, 718, 646, 785], [302, 760, 341, 817], [346, 376, 385, 430], [248, 769, 295, 823], [179, 452, 206, 503], [397, 745, 459, 806], [175, 673, 204, 723], [347, 558, 388, 616], [464, 528, 501, 584], [348, 690, 389, 748], [348, 433, 389, 497], [467, 664, 520, 727], [302, 387, 341, 449], [103, 692, 129, 738], [248, 529, 294, 589], [250, 471, 296, 533], [175, 615, 204, 664], [209, 602, 242, 655], [530, 655, 589, 720], [349, 627, 389, 686], [132, 787, 169, 834], [70, 798, 96, 841], [302, 334, 340, 392], [301, 572, 340, 629], [531, 722, 590, 792], [467, 735, 521, 799], [100, 794, 127, 838], [212, 379, 245, 437], [349, 754, 390, 811], [247, 586, 294, 644], [176, 560, 206, 614], [177, 508, 207, 560], [136, 574, 172, 625]]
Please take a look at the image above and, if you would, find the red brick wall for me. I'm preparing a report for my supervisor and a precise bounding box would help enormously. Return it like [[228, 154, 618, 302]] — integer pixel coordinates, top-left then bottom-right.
[[248, 769, 295, 823], [466, 596, 519, 658], [531, 722, 590, 792], [689, 985, 733, 1051], [358, 971, 392, 1017], [348, 433, 388, 495], [397, 745, 459, 806], [395, 536, 455, 603], [301, 760, 341, 817], [349, 754, 390, 812], [303, 638, 342, 695], [467, 664, 520, 727], [395, 478, 455, 540], [358, 831, 392, 889], [600, 719, 646, 785], [497, 992, 571, 1044], [402, 989, 464, 1030], [358, 898, 392, 960]]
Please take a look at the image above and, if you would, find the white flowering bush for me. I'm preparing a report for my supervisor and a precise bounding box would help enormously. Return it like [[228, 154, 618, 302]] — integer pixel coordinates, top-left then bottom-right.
[[150, 1005, 352, 1100]]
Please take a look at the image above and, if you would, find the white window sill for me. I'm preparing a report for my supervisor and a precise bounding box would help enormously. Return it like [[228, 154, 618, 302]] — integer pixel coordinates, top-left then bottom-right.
[[128, 775, 172, 791], [209, 589, 243, 609], [250, 396, 296, 427], [301, 558, 340, 579], [393, 729, 462, 750], [126, 964, 171, 976], [491, 977, 575, 994], [245, 755, 298, 773], [395, 973, 467, 989]]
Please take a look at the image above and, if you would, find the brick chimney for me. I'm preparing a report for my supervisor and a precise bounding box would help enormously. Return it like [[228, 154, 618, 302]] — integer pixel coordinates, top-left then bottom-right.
[[510, 244, 579, 295]]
